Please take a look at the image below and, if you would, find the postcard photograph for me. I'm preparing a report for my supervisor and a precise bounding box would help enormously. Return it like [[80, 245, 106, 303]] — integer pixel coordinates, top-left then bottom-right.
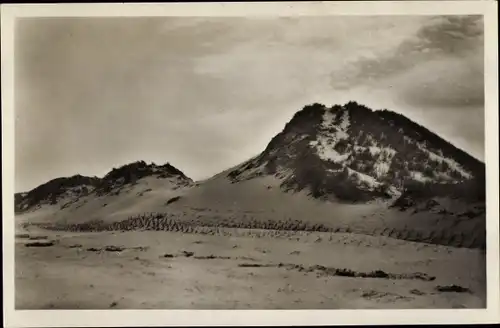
[[2, 1, 499, 327]]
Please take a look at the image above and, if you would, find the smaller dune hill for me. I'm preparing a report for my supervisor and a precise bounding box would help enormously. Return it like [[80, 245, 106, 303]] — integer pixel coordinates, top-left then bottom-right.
[[15, 175, 101, 213], [15, 161, 193, 224]]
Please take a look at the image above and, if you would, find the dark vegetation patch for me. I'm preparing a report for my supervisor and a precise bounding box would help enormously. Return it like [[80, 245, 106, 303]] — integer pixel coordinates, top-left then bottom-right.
[[166, 196, 182, 205], [393, 179, 486, 209], [194, 255, 231, 260], [68, 244, 83, 248], [130, 246, 150, 251], [162, 252, 232, 260], [435, 285, 471, 293], [238, 262, 436, 281], [410, 289, 426, 296], [85, 245, 144, 252], [15, 174, 99, 212], [96, 161, 191, 196], [375, 109, 484, 178], [104, 245, 124, 252], [29, 235, 48, 240], [16, 161, 192, 212], [25, 241, 55, 247], [137, 188, 153, 196], [361, 290, 412, 301], [33, 211, 485, 249], [361, 290, 382, 298], [238, 263, 275, 268], [225, 101, 484, 203], [237, 256, 260, 261]]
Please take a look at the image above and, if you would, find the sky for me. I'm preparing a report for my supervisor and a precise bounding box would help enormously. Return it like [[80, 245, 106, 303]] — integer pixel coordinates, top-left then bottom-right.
[[15, 15, 485, 192]]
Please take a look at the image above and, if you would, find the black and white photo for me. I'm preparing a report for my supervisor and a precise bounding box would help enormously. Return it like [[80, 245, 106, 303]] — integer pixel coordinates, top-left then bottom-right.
[[2, 1, 499, 327]]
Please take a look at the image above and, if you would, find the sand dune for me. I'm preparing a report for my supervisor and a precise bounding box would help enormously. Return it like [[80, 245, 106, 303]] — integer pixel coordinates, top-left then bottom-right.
[[16, 224, 485, 309]]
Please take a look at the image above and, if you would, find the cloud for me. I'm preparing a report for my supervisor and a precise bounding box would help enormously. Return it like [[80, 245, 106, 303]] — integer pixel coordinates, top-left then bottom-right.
[[414, 15, 483, 55], [330, 15, 483, 91], [397, 54, 484, 109]]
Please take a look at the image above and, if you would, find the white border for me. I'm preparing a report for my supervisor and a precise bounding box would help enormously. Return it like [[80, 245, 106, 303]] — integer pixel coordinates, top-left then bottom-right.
[[2, 1, 499, 327]]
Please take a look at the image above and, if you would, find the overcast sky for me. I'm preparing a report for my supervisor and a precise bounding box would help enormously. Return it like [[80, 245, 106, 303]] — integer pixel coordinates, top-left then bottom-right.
[[15, 15, 484, 192]]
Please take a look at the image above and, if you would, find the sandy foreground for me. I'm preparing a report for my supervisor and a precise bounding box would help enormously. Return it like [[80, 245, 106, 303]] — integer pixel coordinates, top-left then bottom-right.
[[15, 225, 486, 309]]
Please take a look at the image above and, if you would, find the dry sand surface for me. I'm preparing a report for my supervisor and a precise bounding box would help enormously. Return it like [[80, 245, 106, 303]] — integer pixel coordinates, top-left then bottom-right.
[[15, 175, 486, 250], [16, 224, 486, 309]]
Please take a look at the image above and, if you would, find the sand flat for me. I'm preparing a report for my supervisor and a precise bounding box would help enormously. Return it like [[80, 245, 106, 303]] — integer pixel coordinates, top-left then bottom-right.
[[15, 227, 485, 309]]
